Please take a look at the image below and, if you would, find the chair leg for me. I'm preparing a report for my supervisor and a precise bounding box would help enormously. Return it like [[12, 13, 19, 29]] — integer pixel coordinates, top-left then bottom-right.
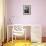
[[25, 30, 26, 43], [15, 36, 16, 42], [1, 42, 3, 46]]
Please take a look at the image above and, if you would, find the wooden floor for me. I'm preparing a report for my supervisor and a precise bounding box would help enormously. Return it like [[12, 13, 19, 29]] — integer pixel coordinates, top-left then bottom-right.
[[3, 40, 31, 46], [3, 40, 46, 46]]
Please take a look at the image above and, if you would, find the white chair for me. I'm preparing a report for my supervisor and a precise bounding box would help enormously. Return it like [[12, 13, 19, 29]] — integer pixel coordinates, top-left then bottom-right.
[[12, 25, 25, 43]]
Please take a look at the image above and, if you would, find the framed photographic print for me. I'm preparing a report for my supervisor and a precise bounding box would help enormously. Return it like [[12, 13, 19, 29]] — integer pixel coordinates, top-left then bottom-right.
[[23, 5, 31, 15]]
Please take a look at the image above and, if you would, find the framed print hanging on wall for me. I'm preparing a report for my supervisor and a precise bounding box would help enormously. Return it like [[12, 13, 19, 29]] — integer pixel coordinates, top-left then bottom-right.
[[23, 5, 31, 15]]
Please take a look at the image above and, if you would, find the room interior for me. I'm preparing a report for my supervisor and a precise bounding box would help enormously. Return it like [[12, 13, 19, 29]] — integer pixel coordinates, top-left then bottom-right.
[[0, 0, 46, 46]]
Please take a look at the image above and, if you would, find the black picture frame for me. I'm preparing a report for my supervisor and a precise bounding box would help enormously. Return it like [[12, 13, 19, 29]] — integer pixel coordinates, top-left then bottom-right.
[[23, 5, 31, 15]]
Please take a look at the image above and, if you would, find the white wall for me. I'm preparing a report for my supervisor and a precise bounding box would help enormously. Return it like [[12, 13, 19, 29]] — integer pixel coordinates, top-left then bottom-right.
[[7, 0, 46, 37], [0, 0, 4, 42]]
